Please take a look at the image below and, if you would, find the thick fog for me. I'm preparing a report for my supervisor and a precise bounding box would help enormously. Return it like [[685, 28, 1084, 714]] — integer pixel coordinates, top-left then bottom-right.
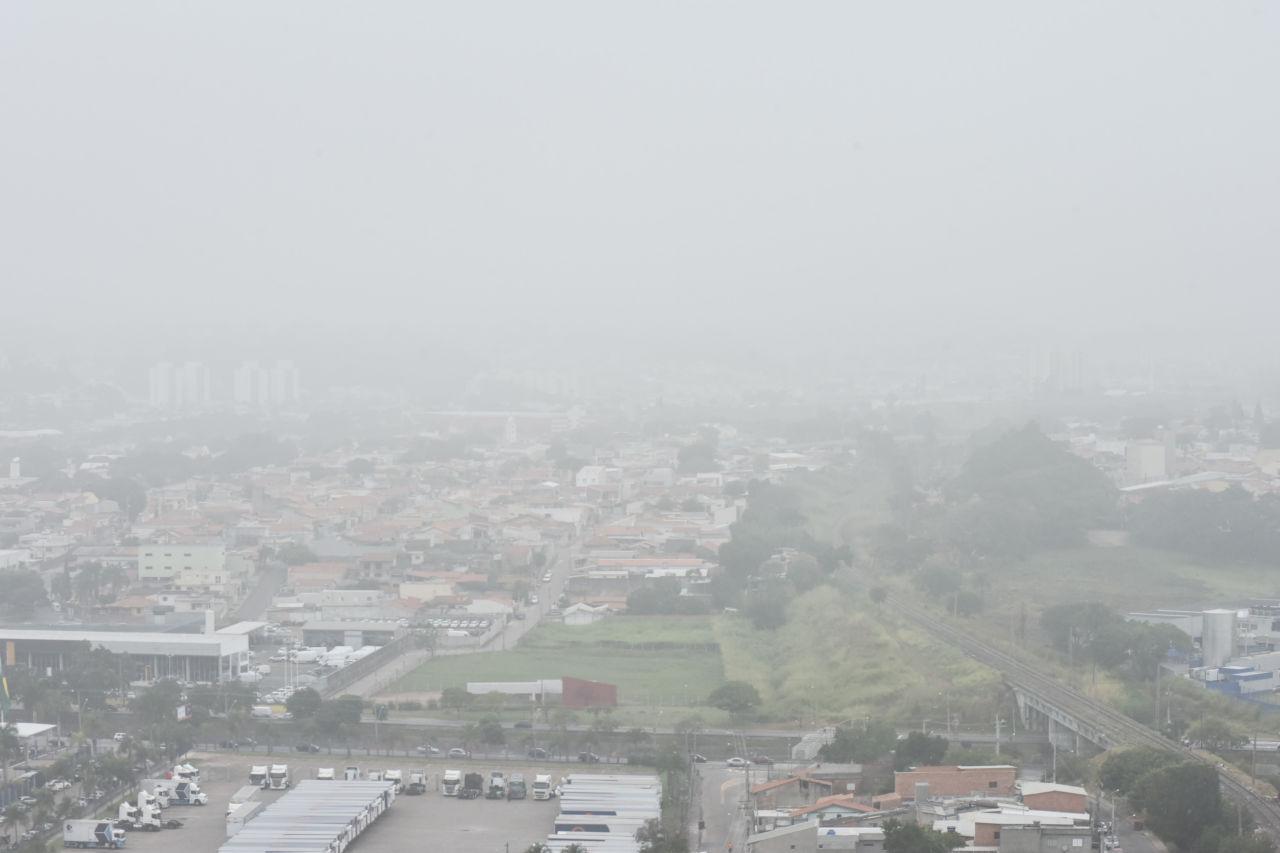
[[2, 2, 1278, 345]]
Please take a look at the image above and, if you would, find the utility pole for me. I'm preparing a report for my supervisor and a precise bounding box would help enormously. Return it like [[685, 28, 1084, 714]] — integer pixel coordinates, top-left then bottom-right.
[[995, 716, 1004, 757]]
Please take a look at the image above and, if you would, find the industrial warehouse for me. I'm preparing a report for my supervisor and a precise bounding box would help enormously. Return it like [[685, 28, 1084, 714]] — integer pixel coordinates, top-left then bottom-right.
[[0, 621, 257, 683], [218, 779, 397, 853]]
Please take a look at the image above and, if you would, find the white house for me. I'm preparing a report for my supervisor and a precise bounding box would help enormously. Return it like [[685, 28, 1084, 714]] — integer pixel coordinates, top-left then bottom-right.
[[562, 602, 609, 627]]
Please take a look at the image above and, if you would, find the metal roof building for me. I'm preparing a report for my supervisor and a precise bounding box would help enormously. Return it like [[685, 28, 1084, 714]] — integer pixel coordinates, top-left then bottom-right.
[[0, 627, 249, 683], [219, 779, 396, 853]]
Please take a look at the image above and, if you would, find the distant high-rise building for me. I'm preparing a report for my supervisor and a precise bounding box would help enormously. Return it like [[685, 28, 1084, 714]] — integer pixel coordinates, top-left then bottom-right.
[[234, 360, 300, 408], [148, 361, 210, 411], [270, 361, 300, 405], [148, 362, 173, 409]]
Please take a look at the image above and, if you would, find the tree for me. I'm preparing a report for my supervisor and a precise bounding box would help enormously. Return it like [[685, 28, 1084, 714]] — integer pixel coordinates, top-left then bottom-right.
[[677, 442, 718, 474], [707, 681, 761, 716], [346, 458, 375, 479], [1132, 762, 1221, 849], [895, 732, 949, 770], [1186, 718, 1247, 753], [0, 569, 47, 618], [635, 817, 689, 853], [131, 680, 182, 727], [440, 687, 474, 717], [819, 721, 899, 764], [286, 687, 322, 720], [2, 805, 26, 846], [0, 725, 21, 784], [479, 716, 505, 746], [881, 819, 964, 852], [1099, 747, 1179, 795], [524, 845, 551, 853]]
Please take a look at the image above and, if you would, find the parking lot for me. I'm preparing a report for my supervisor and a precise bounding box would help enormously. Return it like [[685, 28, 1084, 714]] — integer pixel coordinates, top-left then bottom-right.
[[110, 750, 630, 853]]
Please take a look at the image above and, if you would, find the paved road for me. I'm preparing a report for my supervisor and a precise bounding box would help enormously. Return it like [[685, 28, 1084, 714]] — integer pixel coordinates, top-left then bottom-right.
[[233, 565, 286, 622]]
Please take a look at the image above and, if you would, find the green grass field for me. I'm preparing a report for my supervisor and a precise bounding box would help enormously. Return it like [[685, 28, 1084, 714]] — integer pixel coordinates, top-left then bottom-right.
[[982, 545, 1279, 620], [391, 616, 725, 710]]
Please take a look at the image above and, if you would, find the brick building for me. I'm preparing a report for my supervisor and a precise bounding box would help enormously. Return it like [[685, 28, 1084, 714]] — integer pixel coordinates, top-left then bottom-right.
[[893, 765, 1018, 799], [1018, 781, 1088, 814]]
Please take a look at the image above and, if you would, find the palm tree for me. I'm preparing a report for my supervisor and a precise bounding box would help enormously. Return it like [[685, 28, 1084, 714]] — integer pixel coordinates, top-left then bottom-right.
[[1, 804, 26, 846], [524, 844, 551, 853], [0, 724, 22, 784]]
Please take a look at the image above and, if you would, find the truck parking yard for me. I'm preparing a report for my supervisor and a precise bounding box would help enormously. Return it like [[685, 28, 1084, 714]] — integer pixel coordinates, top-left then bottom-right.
[[106, 751, 648, 853]]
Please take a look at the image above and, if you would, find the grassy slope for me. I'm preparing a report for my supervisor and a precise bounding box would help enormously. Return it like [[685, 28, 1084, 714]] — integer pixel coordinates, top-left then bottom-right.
[[715, 585, 1001, 725]]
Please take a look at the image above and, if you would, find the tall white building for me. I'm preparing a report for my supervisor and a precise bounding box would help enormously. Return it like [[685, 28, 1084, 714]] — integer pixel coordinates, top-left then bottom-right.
[[270, 361, 300, 405], [234, 360, 300, 408], [148, 361, 210, 411], [148, 362, 175, 409]]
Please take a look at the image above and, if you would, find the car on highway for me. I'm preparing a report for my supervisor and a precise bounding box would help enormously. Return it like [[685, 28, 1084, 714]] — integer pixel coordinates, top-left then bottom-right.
[[448, 748, 470, 759], [725, 757, 748, 768], [416, 744, 441, 756], [578, 751, 602, 763], [529, 594, 539, 605], [690, 753, 707, 763], [295, 742, 321, 753], [527, 748, 548, 759], [750, 754, 774, 765]]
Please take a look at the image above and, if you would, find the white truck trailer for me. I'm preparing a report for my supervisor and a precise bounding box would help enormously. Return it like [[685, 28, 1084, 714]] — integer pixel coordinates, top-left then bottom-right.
[[62, 819, 126, 848]]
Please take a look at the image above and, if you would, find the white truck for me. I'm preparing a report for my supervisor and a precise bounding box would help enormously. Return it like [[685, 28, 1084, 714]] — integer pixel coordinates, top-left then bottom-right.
[[316, 768, 335, 780], [366, 769, 383, 782], [441, 769, 462, 797], [267, 764, 290, 790], [406, 772, 427, 795], [63, 819, 127, 848], [383, 769, 403, 793], [116, 796, 161, 832], [144, 778, 207, 806], [250, 705, 273, 718], [532, 774, 554, 800], [343, 766, 360, 781], [249, 765, 268, 788], [173, 763, 199, 783]]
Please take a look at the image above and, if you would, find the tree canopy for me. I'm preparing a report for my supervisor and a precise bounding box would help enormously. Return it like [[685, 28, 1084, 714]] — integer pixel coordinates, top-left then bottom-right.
[[707, 681, 761, 716]]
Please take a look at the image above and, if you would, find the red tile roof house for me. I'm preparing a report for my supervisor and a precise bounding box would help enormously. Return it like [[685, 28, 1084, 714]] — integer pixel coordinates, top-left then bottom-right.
[[750, 773, 835, 810]]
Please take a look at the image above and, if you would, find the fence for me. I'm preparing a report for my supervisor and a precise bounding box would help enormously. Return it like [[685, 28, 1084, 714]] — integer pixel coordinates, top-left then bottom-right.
[[318, 633, 417, 698]]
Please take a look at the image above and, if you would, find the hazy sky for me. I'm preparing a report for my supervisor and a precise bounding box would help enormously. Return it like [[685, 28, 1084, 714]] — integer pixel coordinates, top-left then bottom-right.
[[2, 3, 1278, 339]]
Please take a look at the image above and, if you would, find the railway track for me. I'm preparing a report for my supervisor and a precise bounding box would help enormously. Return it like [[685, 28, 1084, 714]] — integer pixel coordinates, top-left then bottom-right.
[[888, 595, 1280, 836]]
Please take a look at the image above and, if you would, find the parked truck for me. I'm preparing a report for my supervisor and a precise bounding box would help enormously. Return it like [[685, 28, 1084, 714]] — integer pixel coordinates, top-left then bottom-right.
[[486, 771, 506, 800], [460, 772, 484, 800], [172, 763, 199, 783], [343, 766, 360, 781], [441, 770, 461, 797], [249, 765, 268, 788], [532, 774, 554, 800], [406, 772, 427, 795], [144, 779, 207, 806], [63, 819, 126, 849], [116, 796, 161, 832], [267, 765, 290, 790], [507, 773, 527, 800], [316, 768, 335, 781], [384, 769, 403, 793]]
